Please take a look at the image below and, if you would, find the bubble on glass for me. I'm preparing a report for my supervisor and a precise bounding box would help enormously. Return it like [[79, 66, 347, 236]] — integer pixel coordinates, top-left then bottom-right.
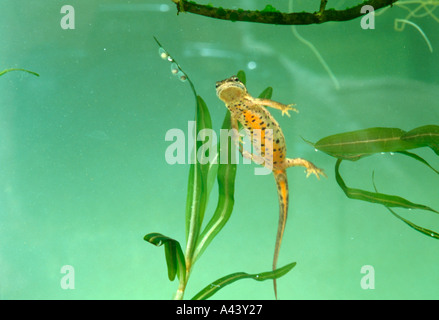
[[159, 4, 170, 12], [158, 47, 169, 60], [247, 61, 257, 70], [170, 62, 179, 75], [177, 71, 187, 82]]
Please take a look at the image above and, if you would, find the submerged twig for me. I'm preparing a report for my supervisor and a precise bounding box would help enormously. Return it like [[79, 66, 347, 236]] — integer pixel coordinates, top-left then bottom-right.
[[170, 0, 399, 25]]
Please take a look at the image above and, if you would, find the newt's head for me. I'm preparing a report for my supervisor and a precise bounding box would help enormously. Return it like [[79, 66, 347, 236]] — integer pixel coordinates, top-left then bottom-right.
[[216, 76, 247, 103]]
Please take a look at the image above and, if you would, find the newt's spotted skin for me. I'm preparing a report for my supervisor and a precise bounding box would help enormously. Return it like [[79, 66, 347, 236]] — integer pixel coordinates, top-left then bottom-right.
[[216, 76, 326, 299]]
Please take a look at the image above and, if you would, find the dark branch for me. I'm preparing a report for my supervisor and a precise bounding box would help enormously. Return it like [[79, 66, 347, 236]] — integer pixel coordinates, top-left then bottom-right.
[[171, 0, 399, 25]]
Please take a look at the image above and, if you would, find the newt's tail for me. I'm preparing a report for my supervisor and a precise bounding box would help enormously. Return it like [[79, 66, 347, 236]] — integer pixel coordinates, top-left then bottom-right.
[[272, 170, 289, 299]]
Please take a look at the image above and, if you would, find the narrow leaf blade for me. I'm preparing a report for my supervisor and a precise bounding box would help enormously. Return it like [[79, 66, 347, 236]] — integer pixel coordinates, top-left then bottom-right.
[[193, 110, 237, 261], [371, 178, 439, 239], [258, 87, 273, 99], [335, 159, 439, 214], [191, 262, 296, 300], [185, 96, 214, 267], [401, 125, 439, 155], [144, 233, 186, 282], [397, 151, 439, 175], [313, 127, 421, 160], [237, 70, 246, 85]]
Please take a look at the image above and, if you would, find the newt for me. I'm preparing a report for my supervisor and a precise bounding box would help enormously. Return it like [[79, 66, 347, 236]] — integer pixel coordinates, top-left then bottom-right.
[[216, 76, 326, 299]]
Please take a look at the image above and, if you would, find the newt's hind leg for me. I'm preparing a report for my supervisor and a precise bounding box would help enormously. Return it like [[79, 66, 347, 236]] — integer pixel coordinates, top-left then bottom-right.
[[285, 158, 326, 179]]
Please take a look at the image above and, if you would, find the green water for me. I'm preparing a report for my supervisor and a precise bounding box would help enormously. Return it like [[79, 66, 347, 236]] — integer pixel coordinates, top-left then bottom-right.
[[1, 1, 438, 299]]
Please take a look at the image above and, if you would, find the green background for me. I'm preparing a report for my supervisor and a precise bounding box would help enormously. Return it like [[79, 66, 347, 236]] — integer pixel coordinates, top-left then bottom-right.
[[1, 0, 438, 299]]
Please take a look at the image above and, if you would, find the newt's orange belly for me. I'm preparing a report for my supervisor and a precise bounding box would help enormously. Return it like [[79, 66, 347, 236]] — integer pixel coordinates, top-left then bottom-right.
[[241, 110, 285, 170]]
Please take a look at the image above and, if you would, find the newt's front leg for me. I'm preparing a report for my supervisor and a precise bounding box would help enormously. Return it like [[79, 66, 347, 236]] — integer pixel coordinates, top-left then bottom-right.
[[252, 98, 298, 117]]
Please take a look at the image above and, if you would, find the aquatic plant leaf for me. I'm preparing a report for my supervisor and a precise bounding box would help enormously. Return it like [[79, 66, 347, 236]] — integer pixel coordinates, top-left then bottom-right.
[[185, 95, 213, 266], [316, 125, 439, 239], [335, 159, 439, 214], [236, 70, 246, 85], [258, 86, 273, 99], [310, 126, 439, 160], [311, 127, 422, 160], [205, 153, 219, 209], [386, 207, 439, 239], [153, 37, 211, 257], [401, 125, 439, 155], [193, 111, 237, 262], [195, 95, 214, 225], [371, 177, 439, 240], [144, 233, 186, 282], [191, 262, 296, 300], [0, 68, 39, 77], [397, 151, 439, 175]]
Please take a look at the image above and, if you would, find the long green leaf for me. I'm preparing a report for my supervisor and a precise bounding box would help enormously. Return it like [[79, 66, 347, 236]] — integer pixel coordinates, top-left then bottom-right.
[[191, 262, 296, 300], [258, 86, 273, 99], [335, 159, 439, 214], [311, 127, 439, 160], [192, 111, 237, 262], [184, 95, 214, 268], [371, 177, 439, 239], [144, 233, 186, 282], [401, 125, 439, 155], [397, 151, 439, 175], [386, 207, 439, 239], [237, 70, 246, 85]]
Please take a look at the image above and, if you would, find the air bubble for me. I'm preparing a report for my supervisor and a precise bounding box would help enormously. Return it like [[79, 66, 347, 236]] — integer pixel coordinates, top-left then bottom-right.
[[247, 61, 257, 70], [177, 71, 187, 82], [170, 62, 179, 75], [159, 4, 170, 12], [158, 47, 169, 60]]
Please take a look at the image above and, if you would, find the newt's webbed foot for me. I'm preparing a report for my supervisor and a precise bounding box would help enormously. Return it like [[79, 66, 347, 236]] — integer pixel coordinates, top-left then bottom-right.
[[305, 166, 326, 180], [285, 157, 326, 179], [281, 104, 298, 117]]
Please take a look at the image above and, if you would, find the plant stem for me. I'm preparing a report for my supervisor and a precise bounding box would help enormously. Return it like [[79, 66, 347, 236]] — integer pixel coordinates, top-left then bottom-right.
[[174, 263, 193, 300]]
